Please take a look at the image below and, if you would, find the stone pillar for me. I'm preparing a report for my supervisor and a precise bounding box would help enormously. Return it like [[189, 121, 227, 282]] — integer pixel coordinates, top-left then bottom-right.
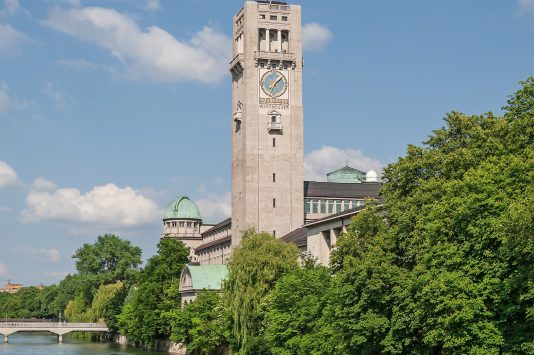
[[3, 335, 8, 343], [278, 30, 282, 52], [265, 28, 270, 51], [58, 334, 63, 343]]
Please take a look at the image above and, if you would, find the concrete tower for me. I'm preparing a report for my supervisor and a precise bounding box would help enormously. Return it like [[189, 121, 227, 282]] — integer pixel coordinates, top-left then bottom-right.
[[230, 1, 304, 246]]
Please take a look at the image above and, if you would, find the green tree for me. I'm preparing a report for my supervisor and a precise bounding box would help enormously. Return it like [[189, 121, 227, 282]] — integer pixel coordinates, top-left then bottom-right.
[[171, 291, 227, 355], [377, 78, 533, 353], [73, 234, 142, 283], [223, 229, 299, 354], [118, 238, 190, 345], [264, 260, 332, 355]]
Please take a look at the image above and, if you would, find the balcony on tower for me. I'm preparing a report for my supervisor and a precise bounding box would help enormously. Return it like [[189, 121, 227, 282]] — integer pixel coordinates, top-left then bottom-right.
[[267, 110, 283, 132]]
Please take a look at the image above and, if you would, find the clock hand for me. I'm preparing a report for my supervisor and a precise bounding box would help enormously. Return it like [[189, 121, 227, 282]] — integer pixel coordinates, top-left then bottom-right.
[[269, 75, 283, 95]]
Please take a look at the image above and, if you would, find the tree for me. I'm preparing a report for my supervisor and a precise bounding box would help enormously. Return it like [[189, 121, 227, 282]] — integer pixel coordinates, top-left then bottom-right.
[[223, 229, 299, 354], [264, 260, 332, 355], [73, 234, 142, 284], [323, 206, 405, 354], [118, 238, 190, 345], [171, 291, 227, 355], [374, 77, 534, 353]]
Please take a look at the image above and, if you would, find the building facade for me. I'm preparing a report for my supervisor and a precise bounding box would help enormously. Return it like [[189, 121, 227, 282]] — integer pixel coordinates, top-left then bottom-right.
[[163, 1, 383, 303], [230, 0, 304, 246]]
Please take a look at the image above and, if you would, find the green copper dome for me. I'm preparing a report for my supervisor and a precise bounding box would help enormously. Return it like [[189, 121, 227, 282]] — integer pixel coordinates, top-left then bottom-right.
[[163, 196, 202, 221]]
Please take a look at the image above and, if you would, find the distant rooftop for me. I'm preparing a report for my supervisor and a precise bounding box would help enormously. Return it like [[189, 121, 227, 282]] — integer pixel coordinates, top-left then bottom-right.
[[304, 181, 381, 199], [327, 165, 366, 183]]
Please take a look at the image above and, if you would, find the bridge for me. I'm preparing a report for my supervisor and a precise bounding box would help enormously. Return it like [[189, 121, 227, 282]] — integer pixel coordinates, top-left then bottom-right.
[[0, 322, 108, 343]]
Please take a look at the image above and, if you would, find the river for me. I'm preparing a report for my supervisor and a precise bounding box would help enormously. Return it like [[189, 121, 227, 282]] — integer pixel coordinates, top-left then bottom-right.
[[0, 333, 160, 354]]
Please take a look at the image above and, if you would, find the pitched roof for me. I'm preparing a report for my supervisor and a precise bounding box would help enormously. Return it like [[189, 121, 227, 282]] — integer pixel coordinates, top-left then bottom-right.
[[184, 264, 228, 290], [281, 227, 307, 247], [304, 181, 381, 199], [201, 218, 231, 236]]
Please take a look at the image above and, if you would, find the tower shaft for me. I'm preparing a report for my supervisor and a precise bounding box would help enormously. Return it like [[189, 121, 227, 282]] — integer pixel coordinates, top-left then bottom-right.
[[230, 1, 304, 246]]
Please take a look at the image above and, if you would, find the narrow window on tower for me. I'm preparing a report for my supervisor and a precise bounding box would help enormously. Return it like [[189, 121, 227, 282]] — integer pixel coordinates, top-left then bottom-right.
[[273, 230, 276, 237], [272, 138, 276, 147], [273, 198, 276, 208], [273, 173, 276, 182]]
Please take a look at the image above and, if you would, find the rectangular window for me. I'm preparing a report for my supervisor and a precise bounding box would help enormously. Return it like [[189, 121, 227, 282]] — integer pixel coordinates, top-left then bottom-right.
[[273, 138, 276, 147], [327, 200, 334, 213], [320, 200, 326, 214], [273, 173, 276, 182], [273, 198, 276, 208], [282, 16, 288, 21], [270, 15, 277, 20], [273, 230, 276, 237], [305, 199, 311, 213], [312, 200, 319, 213], [260, 14, 265, 19], [336, 200, 342, 213], [343, 200, 349, 210], [260, 62, 265, 68]]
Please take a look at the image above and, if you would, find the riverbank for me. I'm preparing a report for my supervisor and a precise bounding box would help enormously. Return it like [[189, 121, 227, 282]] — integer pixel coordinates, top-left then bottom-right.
[[110, 333, 187, 354]]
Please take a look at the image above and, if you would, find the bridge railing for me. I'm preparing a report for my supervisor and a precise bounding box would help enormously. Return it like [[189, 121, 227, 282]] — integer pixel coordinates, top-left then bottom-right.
[[0, 322, 107, 328]]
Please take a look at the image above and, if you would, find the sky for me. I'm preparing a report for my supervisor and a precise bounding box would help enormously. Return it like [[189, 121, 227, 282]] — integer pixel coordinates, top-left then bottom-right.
[[0, 0, 533, 286]]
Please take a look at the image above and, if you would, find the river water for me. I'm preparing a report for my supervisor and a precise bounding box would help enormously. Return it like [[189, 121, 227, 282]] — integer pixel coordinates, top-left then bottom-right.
[[0, 333, 160, 354]]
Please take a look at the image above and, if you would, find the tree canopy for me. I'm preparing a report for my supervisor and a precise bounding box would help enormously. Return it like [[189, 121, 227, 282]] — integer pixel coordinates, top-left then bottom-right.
[[223, 229, 299, 354], [73, 234, 142, 283]]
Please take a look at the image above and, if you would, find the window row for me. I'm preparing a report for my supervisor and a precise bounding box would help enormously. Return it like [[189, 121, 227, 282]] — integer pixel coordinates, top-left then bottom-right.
[[164, 221, 200, 228], [259, 14, 288, 21], [304, 199, 364, 214]]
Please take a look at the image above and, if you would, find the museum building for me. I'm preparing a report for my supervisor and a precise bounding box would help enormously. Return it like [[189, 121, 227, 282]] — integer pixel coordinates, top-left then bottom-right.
[[167, 0, 382, 302]]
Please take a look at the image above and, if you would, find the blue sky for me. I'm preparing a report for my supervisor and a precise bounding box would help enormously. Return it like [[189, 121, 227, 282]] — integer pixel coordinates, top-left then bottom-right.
[[0, 0, 533, 286]]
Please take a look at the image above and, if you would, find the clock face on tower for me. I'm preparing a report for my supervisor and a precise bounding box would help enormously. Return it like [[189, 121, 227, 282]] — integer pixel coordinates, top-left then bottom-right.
[[260, 70, 288, 98]]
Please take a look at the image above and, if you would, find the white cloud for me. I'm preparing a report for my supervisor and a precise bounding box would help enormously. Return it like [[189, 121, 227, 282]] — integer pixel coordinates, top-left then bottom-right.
[[0, 262, 8, 277], [0, 24, 27, 54], [44, 6, 231, 83], [31, 177, 57, 191], [9, 247, 61, 262], [518, 0, 534, 12], [0, 161, 18, 187], [302, 22, 332, 52], [21, 182, 163, 227], [144, 0, 161, 12], [304, 146, 383, 182], [195, 186, 231, 223], [44, 82, 72, 108]]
